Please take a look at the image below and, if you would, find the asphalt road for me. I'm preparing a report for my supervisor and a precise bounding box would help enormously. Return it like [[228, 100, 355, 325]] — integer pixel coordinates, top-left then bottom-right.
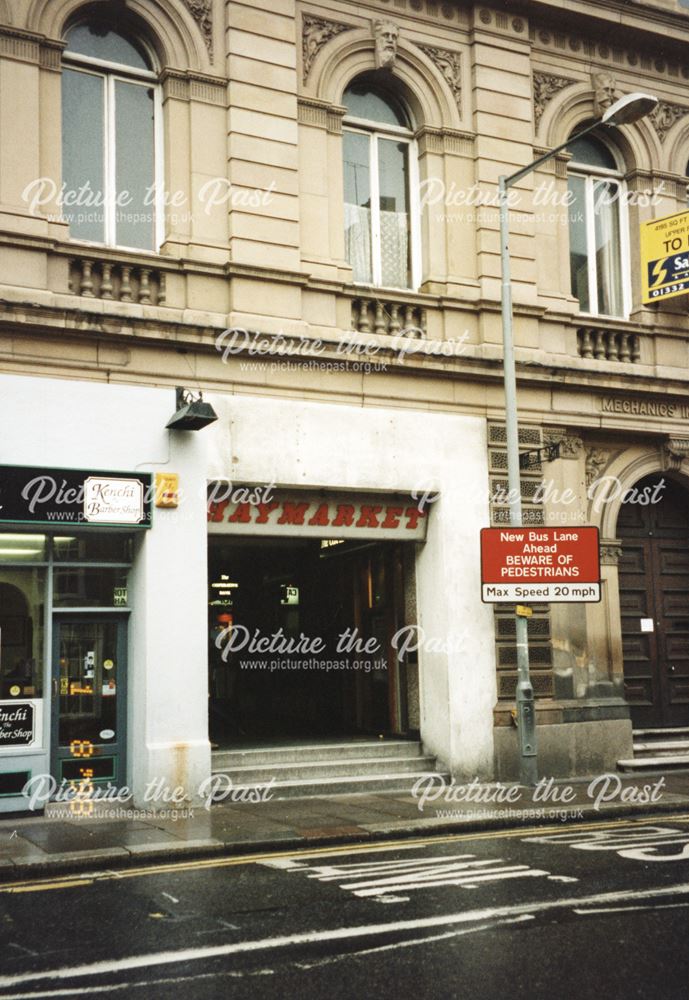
[[1, 812, 689, 999]]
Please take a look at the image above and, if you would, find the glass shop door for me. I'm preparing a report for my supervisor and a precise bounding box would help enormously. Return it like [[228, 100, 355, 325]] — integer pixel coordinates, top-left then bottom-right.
[[51, 617, 127, 788]]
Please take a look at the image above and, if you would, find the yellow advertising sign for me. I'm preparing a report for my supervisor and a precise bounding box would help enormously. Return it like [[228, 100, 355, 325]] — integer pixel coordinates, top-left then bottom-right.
[[640, 210, 689, 303]]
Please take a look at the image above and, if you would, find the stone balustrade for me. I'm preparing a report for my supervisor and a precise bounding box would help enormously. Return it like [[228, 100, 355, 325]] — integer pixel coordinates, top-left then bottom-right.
[[68, 256, 167, 306], [351, 296, 427, 337], [577, 325, 641, 363]]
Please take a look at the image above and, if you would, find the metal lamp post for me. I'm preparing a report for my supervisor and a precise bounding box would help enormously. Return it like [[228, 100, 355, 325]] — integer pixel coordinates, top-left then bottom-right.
[[498, 92, 658, 786]]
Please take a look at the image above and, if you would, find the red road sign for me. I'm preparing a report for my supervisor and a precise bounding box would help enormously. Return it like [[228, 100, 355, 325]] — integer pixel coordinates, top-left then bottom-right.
[[480, 526, 601, 603]]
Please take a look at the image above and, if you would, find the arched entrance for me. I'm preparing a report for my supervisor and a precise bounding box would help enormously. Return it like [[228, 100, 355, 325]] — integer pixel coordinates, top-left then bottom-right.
[[617, 473, 689, 729]]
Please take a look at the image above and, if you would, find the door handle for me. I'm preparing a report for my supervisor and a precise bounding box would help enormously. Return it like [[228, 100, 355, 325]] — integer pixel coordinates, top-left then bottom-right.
[[669, 665, 677, 673], [52, 678, 58, 697]]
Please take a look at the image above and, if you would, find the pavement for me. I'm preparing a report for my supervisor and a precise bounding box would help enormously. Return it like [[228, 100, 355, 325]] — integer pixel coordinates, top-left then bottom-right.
[[0, 768, 687, 879]]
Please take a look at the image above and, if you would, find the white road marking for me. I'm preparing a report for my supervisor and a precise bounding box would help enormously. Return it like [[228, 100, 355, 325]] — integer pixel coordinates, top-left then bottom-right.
[[524, 824, 689, 862], [1, 883, 689, 992], [574, 901, 689, 915], [296, 854, 557, 897], [294, 915, 536, 970]]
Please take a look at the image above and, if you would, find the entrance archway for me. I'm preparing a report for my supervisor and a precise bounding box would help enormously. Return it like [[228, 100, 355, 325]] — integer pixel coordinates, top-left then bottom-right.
[[617, 473, 689, 729]]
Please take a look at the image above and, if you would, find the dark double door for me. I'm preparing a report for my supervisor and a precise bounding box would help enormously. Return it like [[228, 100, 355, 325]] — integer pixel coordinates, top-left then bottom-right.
[[618, 475, 689, 729]]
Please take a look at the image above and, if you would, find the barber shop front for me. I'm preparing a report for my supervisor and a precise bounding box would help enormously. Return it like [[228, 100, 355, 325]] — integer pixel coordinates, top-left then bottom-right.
[[0, 465, 151, 812]]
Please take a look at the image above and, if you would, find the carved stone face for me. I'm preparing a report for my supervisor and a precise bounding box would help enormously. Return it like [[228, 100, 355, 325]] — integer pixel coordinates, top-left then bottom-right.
[[373, 20, 399, 69], [593, 71, 616, 113]]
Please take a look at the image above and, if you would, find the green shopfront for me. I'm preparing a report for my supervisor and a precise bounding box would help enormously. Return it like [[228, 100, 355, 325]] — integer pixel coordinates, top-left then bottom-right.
[[0, 466, 151, 813]]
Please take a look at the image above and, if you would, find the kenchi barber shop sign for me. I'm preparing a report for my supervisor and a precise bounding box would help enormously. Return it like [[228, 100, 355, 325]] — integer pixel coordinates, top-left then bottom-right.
[[0, 466, 152, 527], [0, 702, 36, 747]]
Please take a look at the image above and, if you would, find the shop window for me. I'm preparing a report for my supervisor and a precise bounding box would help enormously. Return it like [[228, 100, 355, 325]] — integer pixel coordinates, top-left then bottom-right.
[[0, 533, 47, 562], [567, 132, 630, 318], [62, 21, 160, 250], [53, 568, 129, 608], [0, 575, 45, 698], [343, 77, 419, 289]]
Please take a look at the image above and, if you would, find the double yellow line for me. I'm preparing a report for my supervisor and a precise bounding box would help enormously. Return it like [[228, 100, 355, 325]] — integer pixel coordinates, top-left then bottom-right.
[[2, 811, 688, 895]]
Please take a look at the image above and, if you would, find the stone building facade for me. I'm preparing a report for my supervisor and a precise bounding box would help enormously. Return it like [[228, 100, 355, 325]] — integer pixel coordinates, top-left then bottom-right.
[[0, 0, 688, 809]]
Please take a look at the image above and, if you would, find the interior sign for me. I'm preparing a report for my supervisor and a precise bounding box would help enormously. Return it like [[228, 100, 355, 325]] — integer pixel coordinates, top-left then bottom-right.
[[480, 526, 600, 603], [640, 209, 689, 303]]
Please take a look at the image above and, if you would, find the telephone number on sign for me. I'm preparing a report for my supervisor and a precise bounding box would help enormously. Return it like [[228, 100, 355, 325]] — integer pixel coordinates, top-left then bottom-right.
[[649, 281, 689, 297]]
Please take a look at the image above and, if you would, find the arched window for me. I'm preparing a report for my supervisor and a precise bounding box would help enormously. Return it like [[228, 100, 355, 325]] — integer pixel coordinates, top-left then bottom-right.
[[342, 78, 418, 289], [62, 21, 160, 251], [567, 132, 629, 318]]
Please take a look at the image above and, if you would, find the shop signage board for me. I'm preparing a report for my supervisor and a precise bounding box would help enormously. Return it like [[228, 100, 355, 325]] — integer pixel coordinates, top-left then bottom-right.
[[480, 526, 600, 603], [208, 487, 430, 541], [640, 209, 689, 303], [0, 466, 152, 527], [0, 700, 40, 747]]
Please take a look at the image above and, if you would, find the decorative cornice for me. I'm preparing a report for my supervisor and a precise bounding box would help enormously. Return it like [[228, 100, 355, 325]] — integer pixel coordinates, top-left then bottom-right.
[[543, 430, 583, 459], [530, 26, 689, 84], [585, 447, 609, 487], [414, 126, 473, 157], [161, 70, 227, 105], [600, 540, 622, 566], [533, 71, 577, 130], [0, 25, 65, 71], [182, 0, 213, 59], [302, 15, 354, 84], [663, 437, 689, 471], [417, 44, 461, 113], [297, 97, 346, 133], [648, 100, 689, 142]]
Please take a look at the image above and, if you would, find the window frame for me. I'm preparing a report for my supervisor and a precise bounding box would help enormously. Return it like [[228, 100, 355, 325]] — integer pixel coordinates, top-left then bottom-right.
[[62, 30, 164, 254], [568, 151, 631, 320], [343, 110, 421, 292]]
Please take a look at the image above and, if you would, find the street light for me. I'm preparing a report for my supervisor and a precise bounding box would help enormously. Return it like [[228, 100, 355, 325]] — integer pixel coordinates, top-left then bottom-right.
[[498, 91, 658, 786]]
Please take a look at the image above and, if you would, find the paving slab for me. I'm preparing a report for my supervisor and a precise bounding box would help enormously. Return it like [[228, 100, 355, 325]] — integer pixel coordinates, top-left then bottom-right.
[[0, 771, 686, 879]]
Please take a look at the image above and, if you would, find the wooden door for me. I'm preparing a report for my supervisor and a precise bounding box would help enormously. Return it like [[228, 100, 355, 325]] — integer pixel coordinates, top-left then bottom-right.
[[618, 475, 689, 728]]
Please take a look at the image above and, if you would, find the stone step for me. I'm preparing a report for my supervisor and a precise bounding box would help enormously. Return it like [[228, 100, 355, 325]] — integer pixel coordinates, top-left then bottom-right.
[[211, 753, 438, 785], [632, 728, 689, 740], [633, 740, 689, 757], [212, 739, 422, 770], [220, 770, 450, 800], [618, 755, 689, 772]]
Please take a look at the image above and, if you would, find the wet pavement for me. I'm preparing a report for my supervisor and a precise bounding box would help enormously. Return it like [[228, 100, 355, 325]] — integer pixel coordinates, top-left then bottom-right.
[[0, 769, 687, 877]]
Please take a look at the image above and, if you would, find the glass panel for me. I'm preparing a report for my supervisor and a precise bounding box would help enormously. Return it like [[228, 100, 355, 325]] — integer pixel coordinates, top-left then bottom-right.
[[593, 179, 624, 317], [53, 568, 129, 608], [0, 534, 47, 563], [568, 174, 590, 313], [115, 80, 155, 249], [53, 533, 133, 563], [568, 134, 617, 170], [343, 83, 407, 127], [378, 138, 410, 289], [62, 69, 105, 243], [65, 24, 151, 71], [344, 130, 372, 283], [0, 569, 45, 697], [57, 621, 118, 746]]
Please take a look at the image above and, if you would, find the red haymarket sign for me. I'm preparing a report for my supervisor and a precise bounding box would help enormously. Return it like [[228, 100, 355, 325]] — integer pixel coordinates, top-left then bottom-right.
[[207, 489, 429, 541], [481, 526, 600, 603]]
